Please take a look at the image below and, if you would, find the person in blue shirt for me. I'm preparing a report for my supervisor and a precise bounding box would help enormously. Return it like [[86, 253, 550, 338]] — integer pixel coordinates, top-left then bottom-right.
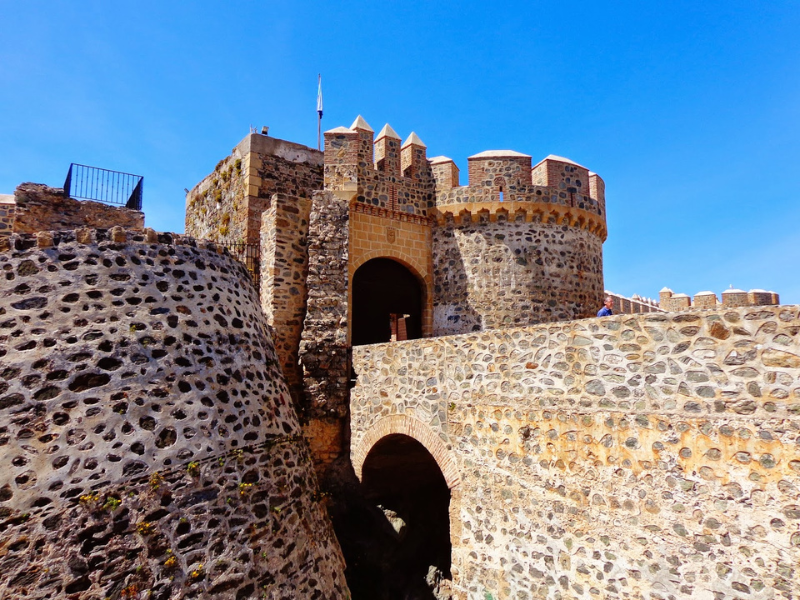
[[597, 296, 613, 317]]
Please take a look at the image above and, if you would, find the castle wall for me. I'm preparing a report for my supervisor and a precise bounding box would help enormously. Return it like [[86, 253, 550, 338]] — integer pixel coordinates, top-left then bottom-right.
[[186, 134, 322, 245], [259, 194, 312, 402], [351, 306, 800, 600], [0, 195, 15, 235], [433, 217, 605, 335], [12, 183, 143, 234], [0, 228, 348, 599], [298, 191, 351, 470], [349, 204, 433, 337], [324, 126, 435, 218], [185, 150, 248, 243], [606, 291, 663, 314]]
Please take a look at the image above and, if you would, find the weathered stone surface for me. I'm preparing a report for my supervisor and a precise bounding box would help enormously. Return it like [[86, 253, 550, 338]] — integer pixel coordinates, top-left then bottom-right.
[[12, 183, 143, 234], [350, 306, 800, 599], [0, 229, 348, 599], [298, 191, 350, 470]]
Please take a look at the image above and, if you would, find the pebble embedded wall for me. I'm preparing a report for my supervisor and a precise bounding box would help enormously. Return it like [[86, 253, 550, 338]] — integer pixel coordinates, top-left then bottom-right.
[[12, 183, 143, 234], [351, 306, 800, 600], [0, 229, 348, 599], [259, 194, 312, 402], [298, 191, 351, 470], [433, 217, 604, 335]]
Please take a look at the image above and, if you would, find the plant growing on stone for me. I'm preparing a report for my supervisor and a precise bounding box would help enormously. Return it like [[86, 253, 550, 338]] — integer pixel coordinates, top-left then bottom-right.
[[103, 497, 122, 511], [186, 461, 200, 477]]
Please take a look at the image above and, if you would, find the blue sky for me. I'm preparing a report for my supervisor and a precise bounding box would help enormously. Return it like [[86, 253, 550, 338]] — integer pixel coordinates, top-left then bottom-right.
[[2, 1, 799, 303]]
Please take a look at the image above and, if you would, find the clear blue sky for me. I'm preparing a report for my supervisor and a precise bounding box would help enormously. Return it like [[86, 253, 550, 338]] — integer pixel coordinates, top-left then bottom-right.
[[2, 1, 799, 303]]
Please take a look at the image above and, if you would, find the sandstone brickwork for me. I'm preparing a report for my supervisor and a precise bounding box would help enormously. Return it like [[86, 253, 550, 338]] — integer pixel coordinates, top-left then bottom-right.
[[350, 307, 800, 599], [11, 183, 144, 234], [0, 229, 348, 599]]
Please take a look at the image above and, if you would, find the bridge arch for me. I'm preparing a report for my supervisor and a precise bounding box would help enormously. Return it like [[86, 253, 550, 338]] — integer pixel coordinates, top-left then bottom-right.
[[352, 414, 460, 489]]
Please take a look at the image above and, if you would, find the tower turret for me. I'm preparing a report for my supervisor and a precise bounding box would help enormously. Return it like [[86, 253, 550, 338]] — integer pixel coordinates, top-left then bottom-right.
[[350, 115, 374, 165], [401, 132, 427, 180], [430, 156, 459, 192], [375, 124, 401, 176]]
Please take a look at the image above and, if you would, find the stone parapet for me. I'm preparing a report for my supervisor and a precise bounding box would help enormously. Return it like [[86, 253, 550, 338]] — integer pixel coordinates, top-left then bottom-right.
[[12, 183, 143, 234], [659, 287, 780, 311]]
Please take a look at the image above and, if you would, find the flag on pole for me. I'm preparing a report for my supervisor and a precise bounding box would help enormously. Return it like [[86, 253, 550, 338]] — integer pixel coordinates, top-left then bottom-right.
[[316, 74, 323, 117]]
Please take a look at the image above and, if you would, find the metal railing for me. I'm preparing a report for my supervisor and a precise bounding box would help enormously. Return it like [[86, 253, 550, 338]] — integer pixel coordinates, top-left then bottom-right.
[[218, 241, 261, 292], [64, 163, 143, 211]]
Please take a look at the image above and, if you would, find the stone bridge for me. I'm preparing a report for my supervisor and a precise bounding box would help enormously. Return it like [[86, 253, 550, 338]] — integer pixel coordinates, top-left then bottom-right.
[[350, 306, 800, 600]]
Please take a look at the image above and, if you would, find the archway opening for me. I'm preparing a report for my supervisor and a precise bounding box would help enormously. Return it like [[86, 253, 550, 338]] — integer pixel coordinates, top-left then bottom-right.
[[352, 258, 422, 346], [360, 433, 451, 599]]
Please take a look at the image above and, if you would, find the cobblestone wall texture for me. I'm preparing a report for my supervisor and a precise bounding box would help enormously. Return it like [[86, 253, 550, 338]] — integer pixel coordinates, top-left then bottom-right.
[[433, 219, 604, 335], [13, 184, 143, 234], [260, 194, 311, 401], [298, 191, 351, 468], [0, 229, 348, 599], [351, 306, 800, 600]]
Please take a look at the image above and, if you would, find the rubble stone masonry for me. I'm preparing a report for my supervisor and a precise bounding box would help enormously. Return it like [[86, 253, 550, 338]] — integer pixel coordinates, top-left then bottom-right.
[[298, 191, 351, 469], [0, 229, 347, 599], [351, 306, 800, 600], [12, 183, 143, 234]]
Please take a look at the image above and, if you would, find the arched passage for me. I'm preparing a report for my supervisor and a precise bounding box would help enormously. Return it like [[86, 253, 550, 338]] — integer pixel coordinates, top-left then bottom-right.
[[352, 258, 422, 346], [360, 433, 452, 598]]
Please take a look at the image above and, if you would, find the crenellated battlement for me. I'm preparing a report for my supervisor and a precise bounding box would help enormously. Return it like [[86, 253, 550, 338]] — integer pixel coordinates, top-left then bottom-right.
[[323, 116, 436, 218], [431, 152, 607, 240]]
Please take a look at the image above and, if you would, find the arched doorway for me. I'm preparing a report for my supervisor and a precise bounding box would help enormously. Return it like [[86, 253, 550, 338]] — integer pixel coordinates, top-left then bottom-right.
[[352, 258, 423, 346], [359, 434, 452, 599]]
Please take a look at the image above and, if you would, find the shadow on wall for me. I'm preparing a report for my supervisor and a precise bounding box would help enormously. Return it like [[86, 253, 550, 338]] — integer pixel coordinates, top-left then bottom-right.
[[324, 436, 451, 600], [352, 258, 423, 346], [432, 216, 483, 336]]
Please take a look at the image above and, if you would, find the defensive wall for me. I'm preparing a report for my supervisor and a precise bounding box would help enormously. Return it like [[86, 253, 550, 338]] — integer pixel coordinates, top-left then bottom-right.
[[0, 183, 143, 236], [187, 120, 609, 478], [605, 291, 663, 315], [350, 306, 800, 599], [660, 288, 780, 312], [0, 228, 348, 599]]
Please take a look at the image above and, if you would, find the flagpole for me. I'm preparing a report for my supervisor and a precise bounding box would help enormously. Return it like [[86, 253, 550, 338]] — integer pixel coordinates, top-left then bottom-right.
[[316, 74, 323, 151]]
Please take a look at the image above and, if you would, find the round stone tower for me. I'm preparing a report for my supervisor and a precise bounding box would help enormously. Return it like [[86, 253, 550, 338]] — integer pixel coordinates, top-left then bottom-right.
[[430, 152, 607, 335], [0, 228, 348, 599]]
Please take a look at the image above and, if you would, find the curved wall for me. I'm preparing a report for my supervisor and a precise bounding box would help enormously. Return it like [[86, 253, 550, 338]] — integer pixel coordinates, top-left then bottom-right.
[[0, 229, 347, 599], [433, 217, 604, 335]]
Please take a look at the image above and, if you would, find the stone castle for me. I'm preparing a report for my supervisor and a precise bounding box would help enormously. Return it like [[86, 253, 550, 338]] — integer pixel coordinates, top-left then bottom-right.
[[0, 115, 797, 600]]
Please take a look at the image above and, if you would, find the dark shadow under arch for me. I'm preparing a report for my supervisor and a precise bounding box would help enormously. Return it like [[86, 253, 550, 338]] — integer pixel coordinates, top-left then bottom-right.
[[359, 433, 452, 599], [352, 258, 422, 346]]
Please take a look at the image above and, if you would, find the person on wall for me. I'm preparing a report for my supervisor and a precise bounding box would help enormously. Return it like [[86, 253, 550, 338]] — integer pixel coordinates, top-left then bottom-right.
[[597, 296, 614, 317]]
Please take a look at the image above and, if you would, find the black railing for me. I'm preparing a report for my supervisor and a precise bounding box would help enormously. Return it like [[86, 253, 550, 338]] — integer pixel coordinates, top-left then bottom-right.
[[218, 242, 261, 292], [64, 163, 143, 211]]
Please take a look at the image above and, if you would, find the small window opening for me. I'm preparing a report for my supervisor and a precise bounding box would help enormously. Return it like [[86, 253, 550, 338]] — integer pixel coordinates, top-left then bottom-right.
[[499, 187, 504, 202]]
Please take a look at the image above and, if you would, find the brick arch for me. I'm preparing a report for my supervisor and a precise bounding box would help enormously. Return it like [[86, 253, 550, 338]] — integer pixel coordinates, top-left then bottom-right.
[[351, 250, 430, 289], [352, 414, 461, 489], [349, 251, 433, 339]]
